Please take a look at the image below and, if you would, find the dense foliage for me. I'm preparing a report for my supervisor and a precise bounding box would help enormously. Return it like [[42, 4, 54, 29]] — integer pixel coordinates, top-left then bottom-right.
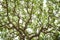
[[0, 0, 60, 40]]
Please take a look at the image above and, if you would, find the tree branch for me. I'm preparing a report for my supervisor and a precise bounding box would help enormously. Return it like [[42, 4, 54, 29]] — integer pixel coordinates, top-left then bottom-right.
[[5, 0, 23, 35], [24, 1, 33, 30], [29, 25, 43, 40]]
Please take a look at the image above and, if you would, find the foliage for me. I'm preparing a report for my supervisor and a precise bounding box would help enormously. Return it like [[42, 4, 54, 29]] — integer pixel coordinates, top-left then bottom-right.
[[0, 0, 60, 40]]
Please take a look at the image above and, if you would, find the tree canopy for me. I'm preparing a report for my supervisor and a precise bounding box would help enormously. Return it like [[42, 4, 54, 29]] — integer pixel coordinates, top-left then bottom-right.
[[0, 0, 60, 40]]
